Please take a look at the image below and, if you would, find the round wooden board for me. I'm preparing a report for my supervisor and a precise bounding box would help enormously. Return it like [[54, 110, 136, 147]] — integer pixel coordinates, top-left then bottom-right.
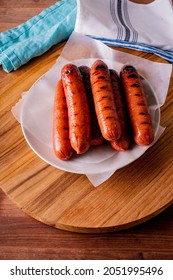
[[1, 45, 173, 233]]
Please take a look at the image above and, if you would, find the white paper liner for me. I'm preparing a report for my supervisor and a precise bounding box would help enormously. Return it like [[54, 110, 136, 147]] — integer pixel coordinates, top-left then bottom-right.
[[12, 32, 172, 187]]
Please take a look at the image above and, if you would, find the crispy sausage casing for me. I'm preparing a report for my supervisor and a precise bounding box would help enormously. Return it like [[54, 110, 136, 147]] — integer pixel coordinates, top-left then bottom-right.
[[109, 69, 131, 151], [90, 60, 121, 141], [61, 64, 91, 154], [120, 65, 154, 146], [79, 65, 104, 146], [53, 79, 74, 160]]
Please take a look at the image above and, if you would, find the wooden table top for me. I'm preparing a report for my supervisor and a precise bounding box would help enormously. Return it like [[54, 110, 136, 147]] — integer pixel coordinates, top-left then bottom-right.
[[0, 0, 173, 260]]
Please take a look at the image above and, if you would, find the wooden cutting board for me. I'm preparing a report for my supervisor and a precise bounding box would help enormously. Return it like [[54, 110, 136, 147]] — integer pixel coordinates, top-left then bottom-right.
[[1, 44, 173, 233]]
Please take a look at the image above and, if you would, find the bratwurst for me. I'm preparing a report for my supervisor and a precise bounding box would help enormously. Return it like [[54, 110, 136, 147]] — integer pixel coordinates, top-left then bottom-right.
[[120, 65, 154, 146], [53, 79, 74, 160], [79, 65, 104, 146], [90, 60, 121, 141], [109, 69, 131, 151], [61, 64, 91, 154]]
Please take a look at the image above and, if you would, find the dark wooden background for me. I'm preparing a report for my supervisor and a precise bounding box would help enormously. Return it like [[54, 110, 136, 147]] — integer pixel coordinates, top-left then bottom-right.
[[0, 0, 173, 260], [1, 188, 173, 259]]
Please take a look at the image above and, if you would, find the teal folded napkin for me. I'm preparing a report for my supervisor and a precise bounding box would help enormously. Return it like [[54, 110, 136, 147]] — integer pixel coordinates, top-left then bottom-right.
[[0, 0, 77, 72]]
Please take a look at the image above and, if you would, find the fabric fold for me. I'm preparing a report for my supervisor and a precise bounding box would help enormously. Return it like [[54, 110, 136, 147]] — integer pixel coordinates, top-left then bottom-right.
[[75, 0, 173, 64], [0, 0, 77, 72], [88, 36, 173, 64]]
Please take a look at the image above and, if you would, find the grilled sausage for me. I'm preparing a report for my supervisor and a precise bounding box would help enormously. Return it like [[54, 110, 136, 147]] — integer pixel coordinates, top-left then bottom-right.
[[109, 69, 131, 151], [90, 60, 121, 141], [120, 65, 154, 146], [79, 65, 104, 146], [53, 79, 74, 160], [61, 64, 91, 154]]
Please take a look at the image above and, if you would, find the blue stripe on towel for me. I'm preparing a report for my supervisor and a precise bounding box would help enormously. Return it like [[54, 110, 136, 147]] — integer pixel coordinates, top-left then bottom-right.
[[88, 35, 173, 64], [117, 0, 130, 41]]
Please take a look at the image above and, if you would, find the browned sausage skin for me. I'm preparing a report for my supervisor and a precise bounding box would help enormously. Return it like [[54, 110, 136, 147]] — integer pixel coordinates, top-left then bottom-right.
[[90, 60, 121, 141], [79, 65, 104, 146], [120, 65, 154, 146], [53, 79, 74, 160], [61, 64, 91, 154], [109, 69, 131, 151]]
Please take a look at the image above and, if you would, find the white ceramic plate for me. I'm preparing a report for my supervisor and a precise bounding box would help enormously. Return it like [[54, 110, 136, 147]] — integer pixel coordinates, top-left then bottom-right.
[[21, 58, 160, 174]]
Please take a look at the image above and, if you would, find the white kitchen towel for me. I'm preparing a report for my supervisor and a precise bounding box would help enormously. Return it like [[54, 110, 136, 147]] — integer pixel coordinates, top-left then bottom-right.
[[12, 32, 172, 187], [75, 0, 173, 63]]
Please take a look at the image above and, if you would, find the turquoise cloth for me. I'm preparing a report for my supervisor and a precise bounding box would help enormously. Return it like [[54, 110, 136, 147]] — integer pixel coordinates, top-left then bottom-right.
[[0, 0, 77, 72]]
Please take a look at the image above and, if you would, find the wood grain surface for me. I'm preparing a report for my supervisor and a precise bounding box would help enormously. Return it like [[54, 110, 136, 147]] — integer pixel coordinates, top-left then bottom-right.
[[0, 0, 173, 259]]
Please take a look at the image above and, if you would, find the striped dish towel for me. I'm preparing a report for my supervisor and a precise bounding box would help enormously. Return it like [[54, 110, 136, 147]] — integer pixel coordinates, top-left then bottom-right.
[[1, 0, 173, 73], [75, 0, 173, 63]]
